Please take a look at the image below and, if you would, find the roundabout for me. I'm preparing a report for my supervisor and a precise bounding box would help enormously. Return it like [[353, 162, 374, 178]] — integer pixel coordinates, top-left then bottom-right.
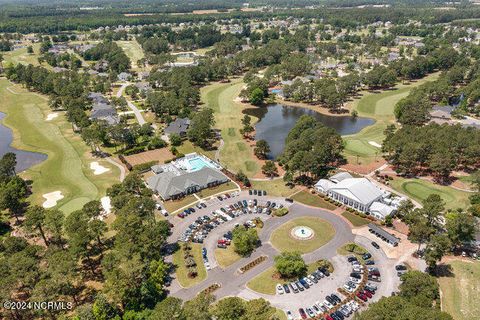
[[270, 216, 336, 254]]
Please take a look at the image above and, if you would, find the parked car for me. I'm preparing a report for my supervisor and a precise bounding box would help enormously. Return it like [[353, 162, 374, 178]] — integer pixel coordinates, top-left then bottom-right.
[[365, 260, 375, 265], [296, 281, 305, 291], [290, 282, 299, 293], [306, 307, 315, 318], [286, 310, 294, 320], [299, 308, 307, 319], [395, 264, 407, 271], [283, 283, 291, 294], [371, 241, 380, 249], [299, 278, 309, 289], [276, 284, 284, 295], [323, 300, 334, 309], [363, 252, 372, 260]]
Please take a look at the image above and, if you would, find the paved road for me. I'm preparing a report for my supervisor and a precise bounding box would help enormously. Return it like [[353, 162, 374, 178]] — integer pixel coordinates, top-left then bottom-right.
[[116, 83, 150, 127], [167, 192, 355, 301]]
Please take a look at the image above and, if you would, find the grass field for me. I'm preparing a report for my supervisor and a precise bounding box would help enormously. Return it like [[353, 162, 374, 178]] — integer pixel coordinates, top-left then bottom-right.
[[201, 79, 263, 177], [2, 43, 43, 67], [337, 242, 368, 259], [163, 195, 198, 213], [291, 190, 337, 210], [389, 177, 470, 210], [247, 261, 329, 295], [0, 79, 120, 213], [438, 260, 480, 320], [270, 216, 336, 254], [214, 245, 242, 268], [172, 243, 207, 288], [341, 211, 370, 227], [251, 178, 300, 197], [196, 181, 239, 198], [343, 73, 440, 164], [116, 40, 145, 70]]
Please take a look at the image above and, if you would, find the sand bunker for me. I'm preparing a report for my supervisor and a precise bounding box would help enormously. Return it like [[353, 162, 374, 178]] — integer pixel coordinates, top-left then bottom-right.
[[46, 113, 59, 121], [101, 196, 112, 214], [42, 191, 64, 208], [368, 141, 382, 148], [90, 161, 110, 175]]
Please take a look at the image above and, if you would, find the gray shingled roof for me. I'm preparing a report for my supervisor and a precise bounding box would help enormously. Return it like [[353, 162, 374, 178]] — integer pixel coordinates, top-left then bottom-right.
[[164, 118, 190, 135], [147, 167, 229, 199], [91, 103, 119, 125]]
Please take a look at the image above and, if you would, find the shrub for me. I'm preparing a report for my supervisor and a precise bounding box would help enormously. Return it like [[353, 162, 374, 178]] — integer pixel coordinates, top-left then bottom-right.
[[122, 146, 146, 155], [359, 213, 367, 218], [132, 160, 158, 173], [147, 136, 167, 150], [273, 207, 289, 217]]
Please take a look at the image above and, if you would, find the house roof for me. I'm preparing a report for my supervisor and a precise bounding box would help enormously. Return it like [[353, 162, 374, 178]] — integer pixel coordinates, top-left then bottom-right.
[[147, 167, 229, 199], [330, 178, 383, 205], [314, 179, 335, 192], [330, 172, 353, 183], [164, 118, 190, 135], [368, 223, 400, 245], [91, 103, 119, 125], [369, 201, 396, 218]]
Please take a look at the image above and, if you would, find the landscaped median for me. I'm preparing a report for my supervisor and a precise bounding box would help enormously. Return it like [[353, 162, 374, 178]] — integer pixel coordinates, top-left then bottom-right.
[[247, 260, 333, 295], [172, 242, 207, 288], [270, 216, 336, 254], [291, 190, 337, 210], [214, 244, 242, 268]]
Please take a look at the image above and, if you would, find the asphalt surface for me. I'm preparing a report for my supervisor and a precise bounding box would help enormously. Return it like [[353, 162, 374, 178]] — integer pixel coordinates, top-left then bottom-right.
[[165, 191, 402, 318]]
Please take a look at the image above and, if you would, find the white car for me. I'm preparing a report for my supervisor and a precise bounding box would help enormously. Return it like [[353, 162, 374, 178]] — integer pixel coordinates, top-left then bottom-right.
[[276, 284, 284, 295], [323, 300, 334, 309], [306, 307, 315, 318], [343, 284, 355, 293], [312, 304, 322, 315], [286, 310, 294, 320], [350, 277, 361, 284], [304, 277, 314, 286]]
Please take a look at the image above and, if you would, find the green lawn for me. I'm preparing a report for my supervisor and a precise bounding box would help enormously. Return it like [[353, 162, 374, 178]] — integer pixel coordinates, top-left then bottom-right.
[[270, 216, 336, 254], [2, 43, 43, 67], [177, 140, 216, 161], [214, 245, 242, 268], [251, 178, 300, 197], [0, 79, 120, 214], [337, 243, 368, 260], [116, 40, 145, 70], [438, 260, 480, 320], [196, 181, 238, 198], [201, 79, 262, 177], [389, 177, 470, 210], [343, 73, 440, 164], [291, 190, 337, 210], [163, 195, 198, 214], [172, 243, 207, 288], [341, 211, 370, 227]]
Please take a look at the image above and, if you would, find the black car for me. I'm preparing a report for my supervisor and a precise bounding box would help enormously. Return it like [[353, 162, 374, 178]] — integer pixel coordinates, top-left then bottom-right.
[[350, 272, 362, 279], [249, 189, 253, 195], [363, 252, 372, 260], [331, 294, 341, 304], [371, 241, 380, 249], [285, 198, 293, 203], [319, 267, 330, 276], [253, 189, 258, 195], [253, 199, 258, 206], [283, 284, 291, 294], [201, 202, 207, 208], [365, 260, 375, 265], [262, 190, 267, 196], [325, 295, 336, 305], [330, 313, 340, 320], [335, 311, 345, 320], [347, 256, 358, 262], [395, 264, 407, 271]]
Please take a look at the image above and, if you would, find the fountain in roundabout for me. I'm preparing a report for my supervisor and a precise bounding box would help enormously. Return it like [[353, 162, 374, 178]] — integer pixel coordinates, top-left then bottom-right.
[[290, 226, 315, 240]]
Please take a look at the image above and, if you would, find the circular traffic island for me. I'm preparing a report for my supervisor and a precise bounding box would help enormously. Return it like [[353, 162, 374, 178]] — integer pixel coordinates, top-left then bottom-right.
[[270, 216, 335, 254]]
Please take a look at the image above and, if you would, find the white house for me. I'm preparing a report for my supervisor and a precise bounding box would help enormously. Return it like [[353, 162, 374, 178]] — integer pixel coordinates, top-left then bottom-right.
[[315, 172, 397, 220]]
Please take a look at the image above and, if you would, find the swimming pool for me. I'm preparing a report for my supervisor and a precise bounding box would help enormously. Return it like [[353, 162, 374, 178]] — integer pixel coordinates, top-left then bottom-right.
[[188, 156, 217, 172]]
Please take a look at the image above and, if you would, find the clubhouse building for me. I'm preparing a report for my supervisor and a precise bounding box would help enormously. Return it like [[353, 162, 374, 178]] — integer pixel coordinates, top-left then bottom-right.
[[315, 172, 401, 220], [147, 153, 229, 200]]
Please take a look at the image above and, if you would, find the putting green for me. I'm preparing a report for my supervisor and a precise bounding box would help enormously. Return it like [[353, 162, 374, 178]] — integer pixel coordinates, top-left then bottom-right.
[[389, 177, 470, 210], [0, 79, 120, 214], [270, 216, 335, 254]]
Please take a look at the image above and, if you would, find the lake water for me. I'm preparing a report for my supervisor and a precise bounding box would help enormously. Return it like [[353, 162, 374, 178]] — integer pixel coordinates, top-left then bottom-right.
[[0, 112, 47, 172], [245, 104, 375, 159]]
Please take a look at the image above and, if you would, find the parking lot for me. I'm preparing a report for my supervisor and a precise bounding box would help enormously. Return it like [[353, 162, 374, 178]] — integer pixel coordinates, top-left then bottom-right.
[[165, 191, 402, 320]]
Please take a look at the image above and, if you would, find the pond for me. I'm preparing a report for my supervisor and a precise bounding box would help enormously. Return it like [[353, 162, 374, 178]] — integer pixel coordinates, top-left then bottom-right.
[[0, 112, 47, 172], [245, 104, 375, 159]]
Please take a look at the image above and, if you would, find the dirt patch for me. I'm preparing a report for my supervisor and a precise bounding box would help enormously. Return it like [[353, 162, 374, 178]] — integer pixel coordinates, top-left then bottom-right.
[[124, 148, 174, 166], [340, 159, 386, 175]]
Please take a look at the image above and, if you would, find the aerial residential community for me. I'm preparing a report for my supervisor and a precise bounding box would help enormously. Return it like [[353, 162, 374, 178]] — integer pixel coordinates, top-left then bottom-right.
[[0, 0, 480, 319]]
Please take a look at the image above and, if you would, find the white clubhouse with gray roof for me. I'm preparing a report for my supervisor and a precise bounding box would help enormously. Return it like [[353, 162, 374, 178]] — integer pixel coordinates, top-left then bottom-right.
[[315, 172, 400, 220]]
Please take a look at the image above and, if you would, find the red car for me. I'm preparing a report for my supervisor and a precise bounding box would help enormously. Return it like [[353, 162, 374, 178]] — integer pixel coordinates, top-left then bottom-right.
[[325, 315, 334, 320], [363, 290, 373, 298], [356, 292, 368, 302], [299, 308, 307, 319]]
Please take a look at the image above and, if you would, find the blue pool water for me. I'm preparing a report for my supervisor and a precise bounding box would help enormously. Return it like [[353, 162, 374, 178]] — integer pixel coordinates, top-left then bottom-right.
[[188, 157, 215, 172]]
